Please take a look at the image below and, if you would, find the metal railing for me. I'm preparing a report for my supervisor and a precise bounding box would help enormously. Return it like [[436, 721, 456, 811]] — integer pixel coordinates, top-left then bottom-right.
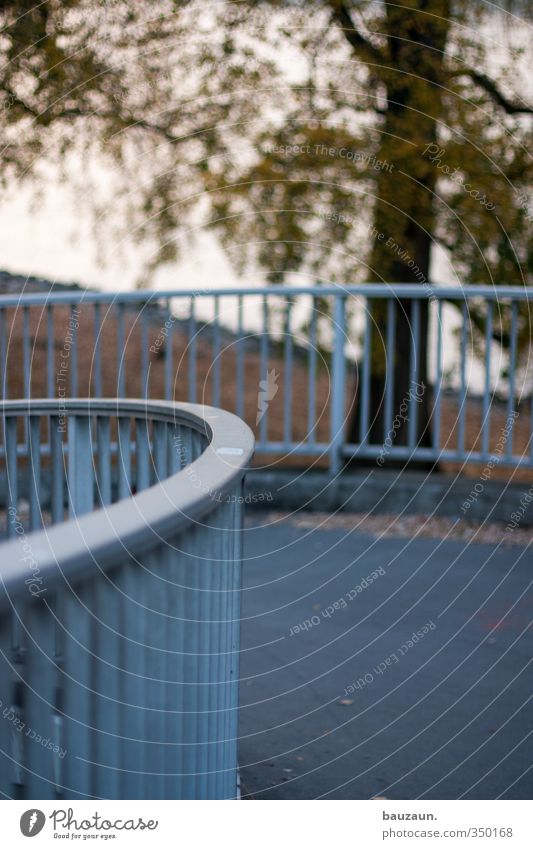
[[0, 284, 532, 473], [0, 398, 254, 799]]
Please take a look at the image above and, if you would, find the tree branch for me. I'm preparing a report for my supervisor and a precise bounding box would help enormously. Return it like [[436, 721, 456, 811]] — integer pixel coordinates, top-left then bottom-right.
[[0, 85, 183, 143], [455, 68, 533, 115], [56, 107, 181, 143], [328, 1, 386, 66]]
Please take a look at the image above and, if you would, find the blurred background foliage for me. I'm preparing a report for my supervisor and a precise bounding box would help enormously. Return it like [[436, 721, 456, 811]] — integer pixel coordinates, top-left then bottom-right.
[[0, 0, 531, 408], [0, 1, 530, 283]]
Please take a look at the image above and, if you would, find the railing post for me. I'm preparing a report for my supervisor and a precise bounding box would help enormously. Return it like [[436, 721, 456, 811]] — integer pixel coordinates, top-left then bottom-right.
[[330, 292, 346, 475], [68, 414, 93, 517]]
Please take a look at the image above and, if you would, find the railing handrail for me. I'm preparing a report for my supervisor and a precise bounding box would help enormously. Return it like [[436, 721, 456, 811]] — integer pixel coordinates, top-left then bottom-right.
[[0, 283, 532, 306], [0, 398, 254, 610]]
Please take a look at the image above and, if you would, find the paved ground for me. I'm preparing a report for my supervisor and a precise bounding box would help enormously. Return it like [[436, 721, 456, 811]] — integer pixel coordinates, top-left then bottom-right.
[[238, 513, 532, 800]]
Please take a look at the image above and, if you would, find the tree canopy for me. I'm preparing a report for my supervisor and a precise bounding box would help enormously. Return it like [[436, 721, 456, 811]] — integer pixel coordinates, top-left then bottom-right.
[[0, 1, 530, 288]]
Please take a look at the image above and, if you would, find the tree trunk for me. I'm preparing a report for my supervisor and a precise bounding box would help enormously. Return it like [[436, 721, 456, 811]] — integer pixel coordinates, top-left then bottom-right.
[[347, 1, 450, 467]]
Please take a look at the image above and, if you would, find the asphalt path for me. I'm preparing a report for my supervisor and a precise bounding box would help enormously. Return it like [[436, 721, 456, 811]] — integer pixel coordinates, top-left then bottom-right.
[[238, 515, 532, 799]]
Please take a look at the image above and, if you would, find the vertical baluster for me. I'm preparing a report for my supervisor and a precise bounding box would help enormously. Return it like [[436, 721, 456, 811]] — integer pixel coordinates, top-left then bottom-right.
[[117, 302, 125, 396], [458, 300, 468, 456], [195, 536, 212, 800], [433, 300, 443, 453], [93, 303, 102, 397], [51, 594, 65, 799], [135, 416, 151, 492], [180, 424, 192, 467], [359, 298, 371, 445], [0, 618, 19, 795], [219, 502, 233, 799], [47, 305, 54, 399], [212, 295, 221, 409], [69, 305, 79, 398], [68, 414, 93, 517], [5, 415, 17, 537], [408, 298, 420, 449], [96, 416, 111, 506], [141, 548, 167, 799], [384, 297, 396, 441], [482, 300, 493, 458], [141, 305, 149, 399], [188, 297, 197, 403], [118, 561, 145, 799], [91, 571, 120, 799], [530, 382, 533, 463], [227, 494, 243, 798], [307, 297, 317, 444], [8, 501, 24, 782], [221, 496, 236, 799], [21, 308, 30, 449], [259, 296, 269, 446], [506, 300, 518, 460], [223, 550, 234, 801], [165, 300, 173, 401], [153, 420, 168, 480], [28, 415, 42, 531], [181, 427, 193, 472], [62, 580, 94, 798], [23, 306, 30, 398], [167, 423, 181, 474], [236, 295, 244, 419], [182, 534, 200, 799], [165, 544, 186, 800], [330, 293, 346, 473], [0, 306, 6, 399], [50, 415, 64, 524], [117, 416, 132, 501], [206, 524, 221, 799], [9, 676, 26, 796], [24, 600, 58, 797], [198, 428, 209, 461], [283, 297, 293, 448]]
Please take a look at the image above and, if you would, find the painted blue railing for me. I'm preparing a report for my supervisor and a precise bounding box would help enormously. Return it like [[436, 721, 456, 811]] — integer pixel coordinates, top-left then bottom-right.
[[0, 284, 532, 472], [0, 399, 254, 799]]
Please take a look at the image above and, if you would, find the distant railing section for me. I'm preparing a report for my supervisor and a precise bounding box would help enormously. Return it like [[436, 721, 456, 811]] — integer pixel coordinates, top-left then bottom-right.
[[0, 284, 531, 472], [0, 399, 254, 799]]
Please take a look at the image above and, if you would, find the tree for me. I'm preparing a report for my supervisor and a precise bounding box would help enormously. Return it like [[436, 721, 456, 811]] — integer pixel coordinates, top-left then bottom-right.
[[0, 1, 531, 458], [204, 1, 533, 455]]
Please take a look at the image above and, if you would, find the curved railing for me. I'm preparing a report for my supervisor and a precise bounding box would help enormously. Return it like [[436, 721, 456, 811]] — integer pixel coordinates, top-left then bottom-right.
[[0, 399, 254, 799]]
